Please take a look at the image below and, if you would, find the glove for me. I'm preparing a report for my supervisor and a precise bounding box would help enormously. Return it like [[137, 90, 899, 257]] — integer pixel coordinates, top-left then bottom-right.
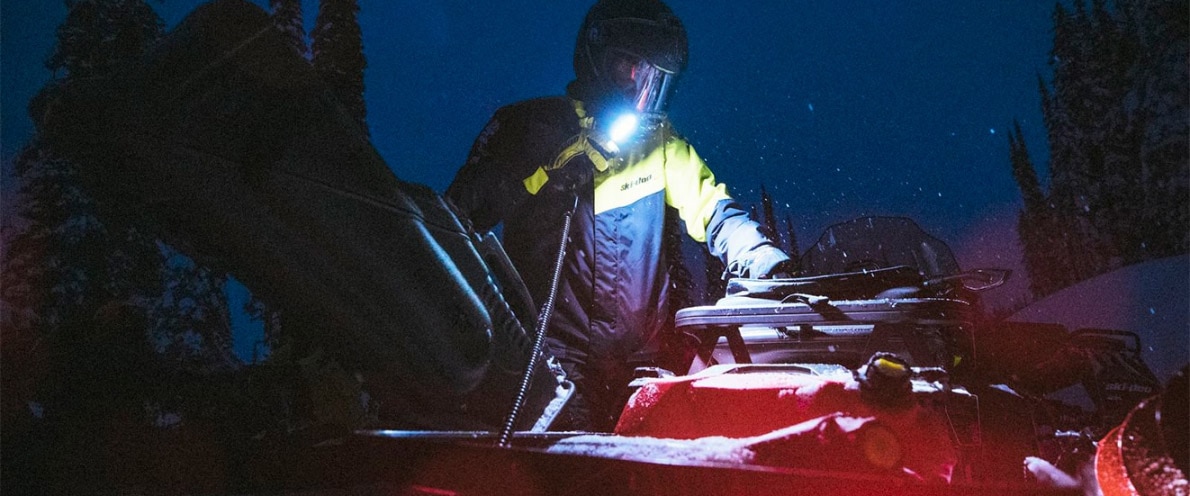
[[736, 246, 797, 279], [757, 258, 799, 279]]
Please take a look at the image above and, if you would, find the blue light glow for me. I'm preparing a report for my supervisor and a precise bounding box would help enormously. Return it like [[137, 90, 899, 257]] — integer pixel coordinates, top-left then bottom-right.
[[608, 113, 639, 145]]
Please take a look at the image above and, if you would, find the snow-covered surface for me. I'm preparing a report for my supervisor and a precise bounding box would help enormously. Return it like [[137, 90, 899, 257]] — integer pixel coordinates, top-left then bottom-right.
[[546, 434, 755, 466], [1009, 255, 1189, 382]]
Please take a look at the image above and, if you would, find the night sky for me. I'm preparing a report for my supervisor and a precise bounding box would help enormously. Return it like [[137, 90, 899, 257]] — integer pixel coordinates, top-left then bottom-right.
[[1, 0, 1057, 307]]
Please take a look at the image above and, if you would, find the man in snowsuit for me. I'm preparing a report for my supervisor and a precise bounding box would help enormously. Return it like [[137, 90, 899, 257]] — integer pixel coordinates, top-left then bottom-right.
[[447, 0, 793, 431]]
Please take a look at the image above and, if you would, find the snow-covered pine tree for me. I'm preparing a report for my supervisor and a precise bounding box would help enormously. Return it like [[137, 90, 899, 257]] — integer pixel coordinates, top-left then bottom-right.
[[312, 0, 368, 135]]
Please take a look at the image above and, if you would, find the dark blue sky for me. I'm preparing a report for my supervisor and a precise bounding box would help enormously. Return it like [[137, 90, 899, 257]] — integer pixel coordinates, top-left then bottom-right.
[[2, 0, 1057, 306]]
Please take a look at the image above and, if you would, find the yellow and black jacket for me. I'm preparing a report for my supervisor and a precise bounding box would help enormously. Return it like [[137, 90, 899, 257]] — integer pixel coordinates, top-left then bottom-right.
[[447, 96, 789, 374]]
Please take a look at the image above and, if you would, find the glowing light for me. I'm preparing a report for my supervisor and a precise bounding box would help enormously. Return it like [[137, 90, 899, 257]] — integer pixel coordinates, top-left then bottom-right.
[[860, 424, 903, 469], [608, 113, 639, 145]]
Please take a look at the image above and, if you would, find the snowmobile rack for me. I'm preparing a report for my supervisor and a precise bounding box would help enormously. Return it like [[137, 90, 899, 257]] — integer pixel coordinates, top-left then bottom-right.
[[676, 295, 976, 374]]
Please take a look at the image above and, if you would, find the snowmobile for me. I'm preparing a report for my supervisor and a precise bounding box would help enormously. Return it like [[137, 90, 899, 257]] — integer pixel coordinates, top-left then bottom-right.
[[35, 1, 1186, 494]]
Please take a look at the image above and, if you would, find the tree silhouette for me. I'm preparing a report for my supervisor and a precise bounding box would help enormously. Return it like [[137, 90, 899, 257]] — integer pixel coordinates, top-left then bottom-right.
[[2, 0, 167, 381], [0, 1, 260, 490], [1010, 121, 1073, 297], [703, 249, 727, 303], [659, 209, 696, 371], [783, 213, 801, 271], [758, 184, 778, 242], [757, 184, 802, 267], [270, 0, 308, 58], [1011, 0, 1188, 299], [46, 0, 163, 79], [1, 2, 168, 491], [312, 0, 368, 134]]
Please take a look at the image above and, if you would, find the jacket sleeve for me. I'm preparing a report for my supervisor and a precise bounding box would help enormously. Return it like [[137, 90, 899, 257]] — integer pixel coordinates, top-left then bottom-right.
[[662, 136, 792, 279], [446, 112, 531, 233]]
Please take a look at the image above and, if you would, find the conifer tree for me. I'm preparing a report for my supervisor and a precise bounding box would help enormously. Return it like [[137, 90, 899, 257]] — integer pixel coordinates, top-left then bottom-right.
[[1011, 122, 1068, 297], [1121, 0, 1189, 259], [1010, 122, 1046, 214], [703, 250, 727, 302], [1, 2, 169, 489], [783, 214, 800, 272], [5, 0, 249, 439], [3, 0, 167, 362], [660, 209, 695, 371], [1012, 0, 1188, 298], [246, 0, 311, 370], [1044, 1, 1118, 280], [153, 247, 240, 370], [758, 184, 779, 243], [248, 0, 378, 436], [312, 0, 368, 134], [664, 210, 694, 310], [271, 0, 308, 58], [46, 0, 163, 79]]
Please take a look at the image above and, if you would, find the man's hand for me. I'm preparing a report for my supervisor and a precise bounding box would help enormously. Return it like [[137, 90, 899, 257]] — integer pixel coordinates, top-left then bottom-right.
[[722, 246, 797, 279], [749, 247, 798, 279], [757, 259, 798, 279]]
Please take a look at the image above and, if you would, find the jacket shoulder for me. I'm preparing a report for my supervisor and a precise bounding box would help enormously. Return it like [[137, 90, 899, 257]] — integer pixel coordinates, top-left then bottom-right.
[[492, 96, 575, 124], [477, 96, 578, 167]]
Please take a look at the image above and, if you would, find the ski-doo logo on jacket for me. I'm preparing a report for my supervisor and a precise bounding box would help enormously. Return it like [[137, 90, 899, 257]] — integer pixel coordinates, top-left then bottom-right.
[[621, 174, 653, 191]]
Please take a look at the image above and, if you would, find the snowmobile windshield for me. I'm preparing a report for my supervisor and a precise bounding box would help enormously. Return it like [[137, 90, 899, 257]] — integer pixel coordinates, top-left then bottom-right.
[[800, 217, 962, 278]]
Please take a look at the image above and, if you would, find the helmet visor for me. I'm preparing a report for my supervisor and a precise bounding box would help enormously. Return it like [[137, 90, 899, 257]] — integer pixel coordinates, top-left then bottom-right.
[[604, 49, 676, 115], [592, 17, 687, 74]]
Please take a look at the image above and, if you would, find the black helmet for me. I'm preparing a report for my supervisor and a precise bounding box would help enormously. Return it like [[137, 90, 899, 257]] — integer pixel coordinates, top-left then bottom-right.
[[573, 0, 688, 125]]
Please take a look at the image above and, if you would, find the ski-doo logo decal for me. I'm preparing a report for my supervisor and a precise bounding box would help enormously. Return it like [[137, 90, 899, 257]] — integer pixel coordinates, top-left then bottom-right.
[[594, 154, 663, 215], [621, 174, 653, 191]]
